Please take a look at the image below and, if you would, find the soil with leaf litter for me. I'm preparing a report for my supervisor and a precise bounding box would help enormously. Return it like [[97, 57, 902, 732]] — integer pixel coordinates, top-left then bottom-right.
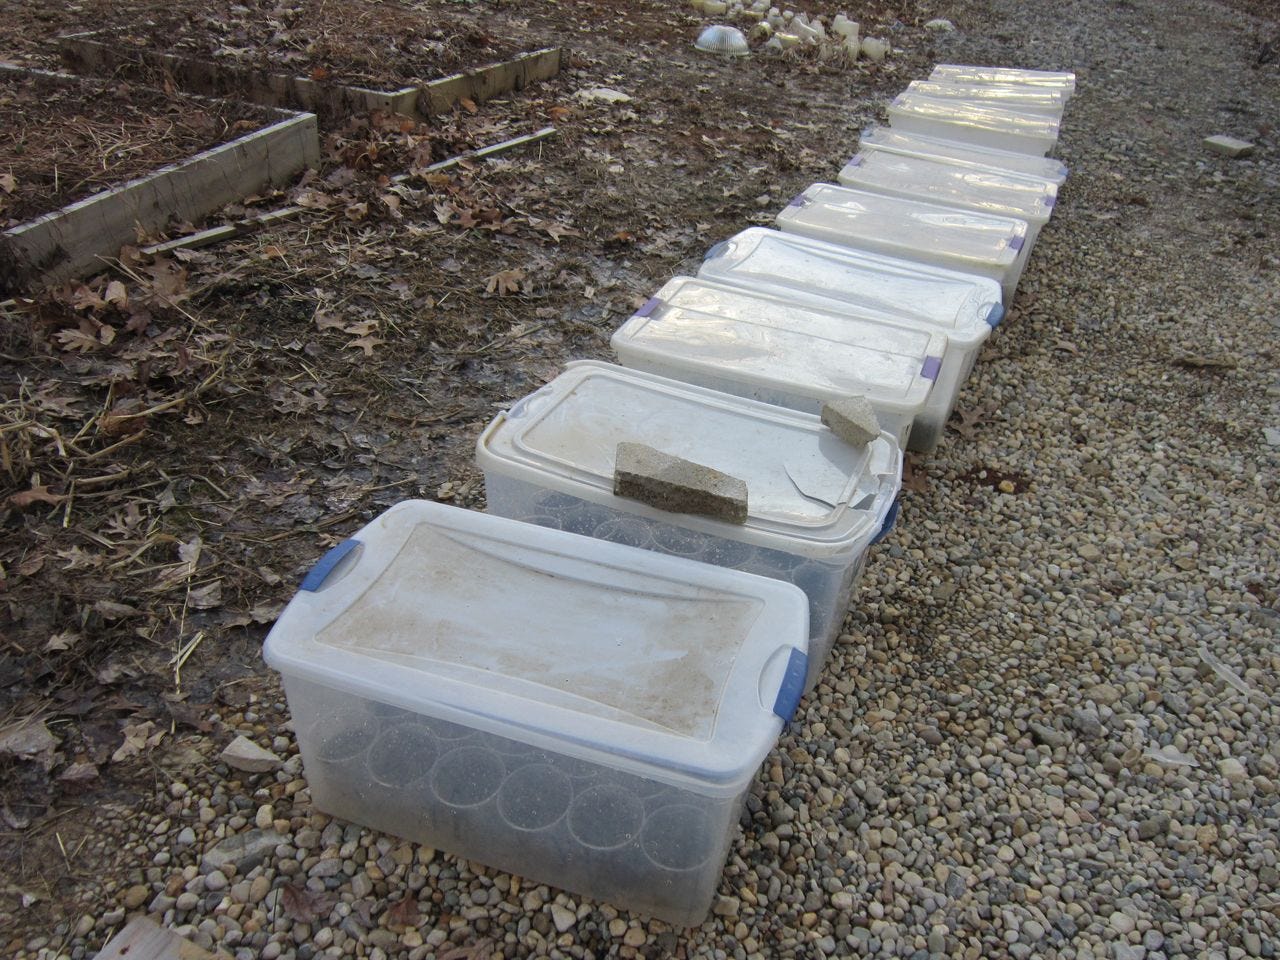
[[0, 69, 278, 226], [86, 0, 520, 89]]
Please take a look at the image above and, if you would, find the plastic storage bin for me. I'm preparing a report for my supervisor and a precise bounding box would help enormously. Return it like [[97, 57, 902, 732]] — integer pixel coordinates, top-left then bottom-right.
[[698, 227, 999, 443], [931, 63, 1077, 98], [905, 80, 1067, 117], [858, 126, 1069, 185], [776, 182, 1030, 304], [836, 151, 1057, 253], [477, 361, 902, 690], [609, 275, 946, 450], [263, 500, 810, 927], [888, 91, 1061, 156]]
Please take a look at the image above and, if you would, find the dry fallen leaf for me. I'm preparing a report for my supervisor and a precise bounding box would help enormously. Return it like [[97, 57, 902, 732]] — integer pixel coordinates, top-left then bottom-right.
[[111, 720, 163, 763], [262, 244, 288, 260], [44, 631, 81, 653], [346, 335, 385, 356], [178, 536, 203, 568], [459, 96, 478, 114], [70, 284, 106, 312], [16, 554, 44, 576], [485, 268, 526, 297], [189, 581, 223, 610], [901, 454, 928, 494], [384, 896, 421, 930], [6, 482, 66, 510], [0, 172, 15, 194], [104, 280, 128, 308], [314, 308, 346, 331], [0, 720, 58, 769], [529, 218, 583, 243], [93, 599, 142, 620], [280, 882, 336, 923], [54, 325, 104, 353]]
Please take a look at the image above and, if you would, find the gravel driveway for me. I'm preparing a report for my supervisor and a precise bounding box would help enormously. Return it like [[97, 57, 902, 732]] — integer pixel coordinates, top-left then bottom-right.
[[10, 0, 1280, 957]]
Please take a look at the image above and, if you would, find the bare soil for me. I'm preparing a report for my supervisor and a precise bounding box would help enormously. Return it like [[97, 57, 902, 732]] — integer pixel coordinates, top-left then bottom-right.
[[106, 0, 520, 89], [0, 69, 277, 225]]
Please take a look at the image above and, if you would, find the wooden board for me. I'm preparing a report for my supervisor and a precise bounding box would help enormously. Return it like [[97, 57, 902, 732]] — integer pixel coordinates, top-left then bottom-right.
[[0, 65, 320, 293], [419, 47, 566, 115], [60, 34, 564, 120], [93, 917, 223, 960], [60, 33, 419, 117]]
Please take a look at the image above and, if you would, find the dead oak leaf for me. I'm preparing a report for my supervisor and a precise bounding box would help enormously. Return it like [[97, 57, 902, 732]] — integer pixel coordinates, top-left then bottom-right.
[[55, 324, 105, 353], [0, 172, 15, 193], [16, 554, 45, 576], [93, 599, 142, 620], [485, 268, 526, 297], [70, 284, 106, 312], [529, 217, 582, 243], [44, 631, 81, 653], [111, 720, 163, 763], [280, 882, 336, 923], [58, 547, 104, 570], [104, 280, 128, 308], [314, 308, 346, 331], [346, 335, 385, 356], [901, 454, 928, 494], [7, 482, 66, 510], [188, 580, 223, 610], [384, 896, 421, 930], [178, 536, 203, 568]]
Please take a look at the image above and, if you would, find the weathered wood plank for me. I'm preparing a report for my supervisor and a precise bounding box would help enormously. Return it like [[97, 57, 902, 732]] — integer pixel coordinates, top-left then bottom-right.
[[60, 33, 419, 117], [0, 66, 320, 293], [93, 916, 222, 960], [138, 125, 559, 257], [60, 34, 563, 120], [419, 48, 565, 115]]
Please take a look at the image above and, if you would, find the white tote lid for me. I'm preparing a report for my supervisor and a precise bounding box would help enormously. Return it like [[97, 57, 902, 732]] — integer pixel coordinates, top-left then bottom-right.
[[776, 182, 1028, 273], [610, 275, 947, 417], [858, 126, 1069, 184], [263, 501, 811, 795], [837, 150, 1058, 227], [699, 227, 1002, 342], [477, 360, 902, 557]]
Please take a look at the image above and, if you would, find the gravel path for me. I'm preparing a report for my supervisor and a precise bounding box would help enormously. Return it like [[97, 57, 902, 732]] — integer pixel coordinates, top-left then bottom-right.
[[14, 0, 1280, 957]]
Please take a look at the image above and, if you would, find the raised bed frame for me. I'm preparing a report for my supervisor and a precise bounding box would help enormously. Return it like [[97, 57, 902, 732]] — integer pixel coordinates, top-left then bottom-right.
[[0, 64, 320, 294], [60, 32, 565, 118]]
